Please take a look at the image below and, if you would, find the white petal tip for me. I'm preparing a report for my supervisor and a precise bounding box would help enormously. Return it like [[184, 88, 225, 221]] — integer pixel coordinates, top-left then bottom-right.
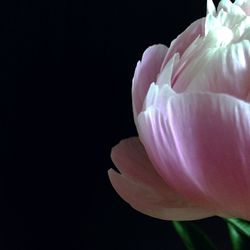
[[207, 0, 216, 15]]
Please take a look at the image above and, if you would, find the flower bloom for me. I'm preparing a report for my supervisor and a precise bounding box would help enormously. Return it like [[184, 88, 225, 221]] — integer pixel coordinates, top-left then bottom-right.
[[108, 0, 250, 221]]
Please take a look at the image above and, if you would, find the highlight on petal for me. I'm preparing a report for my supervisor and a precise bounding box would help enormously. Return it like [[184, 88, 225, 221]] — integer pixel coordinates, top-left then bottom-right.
[[132, 45, 168, 119], [109, 137, 214, 220], [205, 0, 248, 38], [173, 40, 250, 100], [142, 83, 176, 112], [137, 92, 250, 220]]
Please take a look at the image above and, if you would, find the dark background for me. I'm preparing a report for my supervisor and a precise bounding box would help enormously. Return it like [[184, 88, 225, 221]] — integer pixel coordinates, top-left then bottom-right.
[[0, 0, 233, 249]]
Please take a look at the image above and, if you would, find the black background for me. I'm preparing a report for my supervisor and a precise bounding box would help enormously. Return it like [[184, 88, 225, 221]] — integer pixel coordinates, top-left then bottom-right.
[[0, 0, 235, 249]]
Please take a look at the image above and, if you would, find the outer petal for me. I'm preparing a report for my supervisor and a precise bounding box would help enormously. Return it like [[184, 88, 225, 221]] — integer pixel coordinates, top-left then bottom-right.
[[132, 45, 168, 119], [138, 93, 250, 220], [109, 137, 214, 220]]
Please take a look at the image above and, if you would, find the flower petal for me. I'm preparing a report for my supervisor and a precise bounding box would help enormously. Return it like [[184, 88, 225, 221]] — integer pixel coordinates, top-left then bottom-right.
[[207, 0, 216, 15], [108, 169, 213, 220], [137, 93, 250, 220], [235, 0, 250, 15], [142, 83, 176, 112], [247, 91, 250, 101], [160, 18, 205, 72], [132, 45, 168, 119], [173, 40, 250, 101], [111, 137, 174, 191], [218, 0, 245, 17], [109, 137, 213, 220], [157, 53, 180, 87]]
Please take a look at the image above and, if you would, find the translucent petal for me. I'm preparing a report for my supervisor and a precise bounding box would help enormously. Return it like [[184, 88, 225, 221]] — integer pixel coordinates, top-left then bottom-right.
[[109, 137, 213, 220]]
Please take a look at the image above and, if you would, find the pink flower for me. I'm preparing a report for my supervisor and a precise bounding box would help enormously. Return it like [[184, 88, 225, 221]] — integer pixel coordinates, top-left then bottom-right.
[[108, 0, 250, 221]]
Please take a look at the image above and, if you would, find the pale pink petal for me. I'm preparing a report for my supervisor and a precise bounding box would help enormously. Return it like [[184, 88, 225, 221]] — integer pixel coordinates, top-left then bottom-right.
[[157, 53, 180, 87], [142, 83, 176, 112], [235, 0, 250, 15], [109, 137, 213, 220], [132, 45, 168, 119], [160, 18, 205, 72], [111, 137, 175, 191], [138, 93, 250, 220], [247, 91, 250, 102], [171, 36, 204, 91], [173, 40, 250, 101], [108, 169, 213, 220]]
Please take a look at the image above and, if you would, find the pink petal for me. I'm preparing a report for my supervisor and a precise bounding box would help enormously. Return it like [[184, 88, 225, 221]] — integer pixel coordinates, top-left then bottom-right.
[[160, 18, 205, 72], [132, 45, 168, 119], [138, 93, 250, 220], [171, 36, 204, 91], [173, 40, 250, 101], [109, 138, 213, 220], [111, 137, 173, 189], [108, 169, 213, 220], [247, 91, 250, 102], [156, 53, 180, 87]]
